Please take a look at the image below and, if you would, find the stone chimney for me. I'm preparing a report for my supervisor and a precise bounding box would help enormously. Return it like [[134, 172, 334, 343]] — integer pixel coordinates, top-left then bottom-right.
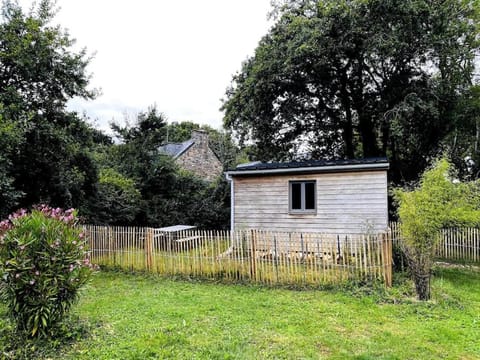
[[191, 129, 208, 146]]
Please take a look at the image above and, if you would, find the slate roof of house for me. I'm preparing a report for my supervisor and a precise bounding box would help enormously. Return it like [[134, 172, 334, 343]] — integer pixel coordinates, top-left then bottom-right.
[[227, 157, 389, 176], [158, 140, 194, 159]]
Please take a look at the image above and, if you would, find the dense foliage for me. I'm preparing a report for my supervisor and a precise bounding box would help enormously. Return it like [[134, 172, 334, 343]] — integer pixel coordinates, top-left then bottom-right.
[[102, 107, 231, 229], [3, 0, 480, 233], [394, 158, 480, 300], [222, 0, 480, 184], [0, 206, 95, 337], [0, 1, 232, 229], [0, 0, 107, 219], [0, 113, 23, 212]]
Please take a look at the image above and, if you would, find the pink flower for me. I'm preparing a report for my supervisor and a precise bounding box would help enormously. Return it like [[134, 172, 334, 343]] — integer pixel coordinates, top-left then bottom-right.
[[0, 219, 12, 231], [0, 220, 12, 237], [35, 271, 40, 276], [62, 214, 74, 223], [15, 273, 20, 279], [8, 208, 28, 222], [29, 279, 35, 285]]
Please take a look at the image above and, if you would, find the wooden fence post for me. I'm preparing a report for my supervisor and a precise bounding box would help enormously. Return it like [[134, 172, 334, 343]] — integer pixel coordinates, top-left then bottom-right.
[[382, 232, 393, 287], [145, 228, 154, 272], [250, 230, 257, 281], [108, 226, 114, 266]]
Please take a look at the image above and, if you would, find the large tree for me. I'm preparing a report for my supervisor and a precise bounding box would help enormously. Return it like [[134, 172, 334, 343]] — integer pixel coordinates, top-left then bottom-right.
[[0, 0, 96, 118], [222, 0, 480, 183], [0, 0, 105, 217]]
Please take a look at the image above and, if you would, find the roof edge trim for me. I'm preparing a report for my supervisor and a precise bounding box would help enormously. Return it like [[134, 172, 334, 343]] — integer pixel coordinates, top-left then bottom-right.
[[226, 162, 389, 177]]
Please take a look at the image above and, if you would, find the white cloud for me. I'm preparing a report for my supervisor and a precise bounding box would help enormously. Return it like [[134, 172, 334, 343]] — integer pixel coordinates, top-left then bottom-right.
[[19, 0, 273, 131]]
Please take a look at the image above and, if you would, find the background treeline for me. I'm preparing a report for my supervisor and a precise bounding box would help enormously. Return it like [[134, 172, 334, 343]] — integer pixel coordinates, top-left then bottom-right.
[[0, 1, 243, 228], [222, 0, 480, 186], [2, 0, 480, 227]]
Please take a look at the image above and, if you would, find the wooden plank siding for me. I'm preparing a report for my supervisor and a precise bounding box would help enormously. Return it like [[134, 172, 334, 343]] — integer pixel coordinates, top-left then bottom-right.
[[233, 171, 388, 234]]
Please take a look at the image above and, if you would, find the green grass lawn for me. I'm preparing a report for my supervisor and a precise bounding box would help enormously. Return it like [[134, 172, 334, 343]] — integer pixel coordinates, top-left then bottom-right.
[[2, 266, 480, 359]]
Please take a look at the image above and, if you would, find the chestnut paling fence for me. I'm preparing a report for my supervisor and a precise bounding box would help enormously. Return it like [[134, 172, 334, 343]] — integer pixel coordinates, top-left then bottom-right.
[[389, 222, 480, 264], [82, 225, 393, 287]]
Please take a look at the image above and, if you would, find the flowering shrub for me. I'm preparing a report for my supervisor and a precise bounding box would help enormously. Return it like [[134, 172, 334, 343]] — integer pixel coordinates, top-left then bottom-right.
[[0, 205, 96, 337]]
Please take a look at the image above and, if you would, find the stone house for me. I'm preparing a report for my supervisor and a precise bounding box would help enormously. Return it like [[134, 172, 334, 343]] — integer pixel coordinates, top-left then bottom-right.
[[159, 130, 223, 181]]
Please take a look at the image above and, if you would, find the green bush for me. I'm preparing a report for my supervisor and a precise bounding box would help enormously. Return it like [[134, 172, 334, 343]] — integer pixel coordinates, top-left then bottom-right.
[[394, 158, 480, 300], [0, 205, 96, 337]]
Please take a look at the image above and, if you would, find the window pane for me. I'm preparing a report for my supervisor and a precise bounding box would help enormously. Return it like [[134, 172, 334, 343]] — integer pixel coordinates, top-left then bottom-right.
[[305, 182, 315, 210], [291, 183, 302, 209]]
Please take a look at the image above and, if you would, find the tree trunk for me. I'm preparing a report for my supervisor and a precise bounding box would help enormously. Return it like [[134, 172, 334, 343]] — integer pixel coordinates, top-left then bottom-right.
[[413, 272, 431, 301], [358, 114, 379, 157], [404, 245, 433, 301], [350, 56, 379, 158], [342, 107, 354, 158], [340, 68, 355, 158]]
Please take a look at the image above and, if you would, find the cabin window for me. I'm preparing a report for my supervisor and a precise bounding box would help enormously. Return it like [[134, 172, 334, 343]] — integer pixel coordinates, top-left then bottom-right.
[[289, 180, 316, 214]]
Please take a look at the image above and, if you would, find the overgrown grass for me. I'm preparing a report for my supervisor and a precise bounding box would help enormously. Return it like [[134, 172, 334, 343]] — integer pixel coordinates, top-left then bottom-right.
[[1, 266, 479, 359]]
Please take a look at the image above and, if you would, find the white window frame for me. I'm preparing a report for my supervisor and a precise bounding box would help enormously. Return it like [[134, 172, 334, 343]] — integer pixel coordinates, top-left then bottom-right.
[[289, 180, 316, 214]]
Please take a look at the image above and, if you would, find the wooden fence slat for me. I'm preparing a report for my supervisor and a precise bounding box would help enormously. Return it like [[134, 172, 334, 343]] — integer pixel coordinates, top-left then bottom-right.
[[475, 228, 478, 263], [383, 233, 392, 287], [389, 222, 480, 264], [144, 228, 150, 271], [79, 223, 480, 287]]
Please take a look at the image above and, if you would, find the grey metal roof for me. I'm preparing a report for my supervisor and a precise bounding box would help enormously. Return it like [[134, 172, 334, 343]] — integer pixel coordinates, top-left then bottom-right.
[[158, 140, 194, 159], [226, 157, 389, 177]]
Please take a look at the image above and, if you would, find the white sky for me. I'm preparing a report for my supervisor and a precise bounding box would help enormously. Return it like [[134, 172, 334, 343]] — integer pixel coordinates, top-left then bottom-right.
[[19, 0, 273, 132]]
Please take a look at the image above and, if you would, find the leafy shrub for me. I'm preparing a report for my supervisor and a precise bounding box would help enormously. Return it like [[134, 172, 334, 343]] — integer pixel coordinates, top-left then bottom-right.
[[0, 205, 96, 337], [392, 242, 408, 273], [394, 158, 480, 300]]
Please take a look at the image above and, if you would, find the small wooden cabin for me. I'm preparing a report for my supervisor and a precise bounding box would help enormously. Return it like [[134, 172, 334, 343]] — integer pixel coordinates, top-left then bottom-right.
[[225, 158, 389, 234]]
